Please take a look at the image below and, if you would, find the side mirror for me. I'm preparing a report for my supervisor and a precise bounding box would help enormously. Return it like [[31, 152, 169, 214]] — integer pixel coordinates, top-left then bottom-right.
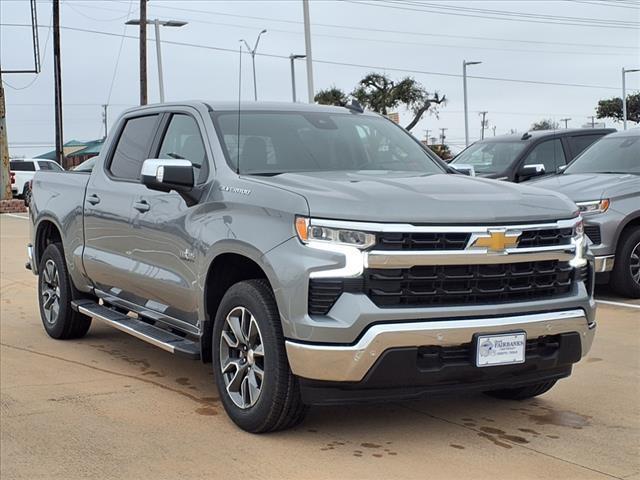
[[450, 164, 476, 176], [518, 163, 546, 181], [140, 159, 201, 206], [557, 164, 568, 173]]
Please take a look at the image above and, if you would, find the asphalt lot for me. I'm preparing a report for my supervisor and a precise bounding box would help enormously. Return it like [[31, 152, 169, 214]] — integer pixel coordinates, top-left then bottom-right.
[[1, 213, 639, 480]]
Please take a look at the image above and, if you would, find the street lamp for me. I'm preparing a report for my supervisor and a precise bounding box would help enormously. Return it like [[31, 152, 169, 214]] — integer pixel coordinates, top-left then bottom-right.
[[463, 60, 482, 147], [289, 54, 306, 102], [241, 29, 267, 101], [622, 67, 640, 130], [126, 19, 187, 103]]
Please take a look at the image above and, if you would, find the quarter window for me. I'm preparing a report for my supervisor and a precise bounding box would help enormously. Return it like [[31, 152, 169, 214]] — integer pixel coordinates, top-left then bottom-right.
[[109, 115, 159, 180], [158, 114, 208, 183], [523, 139, 566, 174]]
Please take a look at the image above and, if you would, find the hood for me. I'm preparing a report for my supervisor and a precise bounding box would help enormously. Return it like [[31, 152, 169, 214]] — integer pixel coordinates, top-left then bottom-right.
[[531, 173, 639, 202], [254, 171, 577, 224]]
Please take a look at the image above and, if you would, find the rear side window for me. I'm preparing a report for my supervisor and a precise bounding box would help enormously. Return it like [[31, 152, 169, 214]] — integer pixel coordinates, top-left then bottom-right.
[[567, 135, 603, 158], [38, 161, 62, 171], [109, 115, 159, 180], [10, 161, 35, 171]]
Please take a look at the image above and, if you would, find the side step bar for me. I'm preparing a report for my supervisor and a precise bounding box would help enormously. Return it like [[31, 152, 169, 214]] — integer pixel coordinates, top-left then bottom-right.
[[71, 300, 200, 359]]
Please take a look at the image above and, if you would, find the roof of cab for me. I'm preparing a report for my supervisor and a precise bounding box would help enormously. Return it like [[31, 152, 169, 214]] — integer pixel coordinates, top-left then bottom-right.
[[473, 127, 616, 144]]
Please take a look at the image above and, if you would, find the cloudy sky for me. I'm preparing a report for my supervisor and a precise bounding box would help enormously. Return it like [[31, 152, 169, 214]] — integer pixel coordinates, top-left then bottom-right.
[[2, 0, 639, 158]]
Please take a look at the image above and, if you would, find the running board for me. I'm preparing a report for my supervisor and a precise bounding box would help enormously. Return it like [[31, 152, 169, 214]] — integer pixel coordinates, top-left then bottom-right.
[[71, 300, 200, 359]]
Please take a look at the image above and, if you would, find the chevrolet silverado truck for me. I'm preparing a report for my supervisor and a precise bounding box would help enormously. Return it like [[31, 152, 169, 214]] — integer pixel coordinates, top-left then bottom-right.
[[532, 129, 640, 298], [27, 101, 596, 433]]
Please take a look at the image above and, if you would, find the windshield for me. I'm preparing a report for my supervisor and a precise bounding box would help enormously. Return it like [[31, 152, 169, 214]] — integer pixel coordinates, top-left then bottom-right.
[[212, 111, 445, 175], [564, 135, 640, 174], [451, 141, 527, 174]]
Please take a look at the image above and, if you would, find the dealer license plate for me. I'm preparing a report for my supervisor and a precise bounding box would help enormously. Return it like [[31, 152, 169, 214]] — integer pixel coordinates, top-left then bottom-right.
[[475, 332, 526, 367]]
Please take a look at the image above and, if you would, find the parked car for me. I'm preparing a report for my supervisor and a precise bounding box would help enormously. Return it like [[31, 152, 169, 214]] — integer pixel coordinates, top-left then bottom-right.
[[532, 129, 640, 298], [27, 101, 595, 433], [72, 156, 98, 173], [450, 128, 615, 182], [10, 159, 63, 206]]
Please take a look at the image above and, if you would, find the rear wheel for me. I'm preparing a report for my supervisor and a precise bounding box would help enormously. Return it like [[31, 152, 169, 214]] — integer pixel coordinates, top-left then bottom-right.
[[22, 183, 31, 207], [484, 380, 557, 400], [212, 279, 307, 433], [38, 243, 92, 339], [610, 228, 640, 298]]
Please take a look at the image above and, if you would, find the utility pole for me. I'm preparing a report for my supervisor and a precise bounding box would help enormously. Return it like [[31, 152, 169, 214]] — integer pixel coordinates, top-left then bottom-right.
[[101, 104, 108, 139], [241, 30, 267, 101], [302, 0, 315, 103], [53, 0, 65, 168], [423, 129, 431, 143], [139, 0, 147, 105], [492, 125, 497, 136], [479, 111, 488, 140], [0, 70, 11, 201], [439, 127, 448, 146], [560, 117, 571, 128], [622, 67, 640, 131], [587, 116, 596, 128], [463, 60, 482, 147]]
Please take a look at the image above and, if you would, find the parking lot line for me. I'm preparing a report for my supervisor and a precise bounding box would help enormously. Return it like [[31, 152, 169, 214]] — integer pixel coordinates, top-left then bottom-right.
[[596, 299, 640, 310]]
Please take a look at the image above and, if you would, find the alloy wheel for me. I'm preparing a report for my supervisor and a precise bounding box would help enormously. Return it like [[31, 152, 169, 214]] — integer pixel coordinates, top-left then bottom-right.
[[41, 259, 61, 325], [219, 306, 265, 409], [631, 241, 640, 286]]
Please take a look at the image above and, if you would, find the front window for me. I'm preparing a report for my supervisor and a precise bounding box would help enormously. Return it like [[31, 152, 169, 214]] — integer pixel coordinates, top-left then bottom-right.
[[451, 141, 527, 174], [564, 135, 640, 174], [212, 111, 445, 175]]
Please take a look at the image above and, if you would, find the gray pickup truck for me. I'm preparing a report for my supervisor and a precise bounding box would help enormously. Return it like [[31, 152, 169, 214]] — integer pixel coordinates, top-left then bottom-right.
[[28, 101, 596, 433]]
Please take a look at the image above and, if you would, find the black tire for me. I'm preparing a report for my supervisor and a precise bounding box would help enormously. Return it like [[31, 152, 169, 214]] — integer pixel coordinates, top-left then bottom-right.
[[484, 380, 557, 400], [22, 183, 32, 207], [38, 243, 92, 339], [212, 279, 307, 433], [610, 228, 640, 298]]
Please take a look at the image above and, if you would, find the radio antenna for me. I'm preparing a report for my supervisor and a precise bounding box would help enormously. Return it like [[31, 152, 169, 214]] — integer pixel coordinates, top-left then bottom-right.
[[236, 42, 242, 175]]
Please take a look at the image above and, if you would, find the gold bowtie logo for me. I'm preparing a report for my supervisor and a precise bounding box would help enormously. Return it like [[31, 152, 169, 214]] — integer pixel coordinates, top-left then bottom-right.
[[469, 230, 520, 252]]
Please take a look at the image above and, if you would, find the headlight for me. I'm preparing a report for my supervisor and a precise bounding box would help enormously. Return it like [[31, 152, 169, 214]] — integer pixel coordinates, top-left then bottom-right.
[[576, 199, 609, 215], [295, 217, 376, 250]]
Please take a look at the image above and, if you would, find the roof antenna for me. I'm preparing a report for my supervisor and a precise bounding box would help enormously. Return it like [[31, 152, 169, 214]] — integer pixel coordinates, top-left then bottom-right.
[[236, 41, 243, 175], [345, 98, 364, 113]]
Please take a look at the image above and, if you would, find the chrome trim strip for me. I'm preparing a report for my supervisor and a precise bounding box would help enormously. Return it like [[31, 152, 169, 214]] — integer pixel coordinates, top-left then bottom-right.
[[286, 309, 594, 382], [594, 255, 615, 273], [77, 305, 176, 354], [310, 217, 580, 234], [26, 243, 37, 275], [366, 245, 575, 268]]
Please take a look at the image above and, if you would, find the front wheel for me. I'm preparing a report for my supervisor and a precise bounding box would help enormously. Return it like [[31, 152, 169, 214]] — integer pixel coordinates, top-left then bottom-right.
[[484, 380, 557, 400], [212, 279, 307, 433], [38, 243, 92, 339], [610, 228, 640, 298]]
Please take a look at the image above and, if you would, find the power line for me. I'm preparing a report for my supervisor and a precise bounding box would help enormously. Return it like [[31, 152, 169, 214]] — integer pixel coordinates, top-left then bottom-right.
[[105, 0, 134, 104], [566, 0, 640, 9], [347, 0, 639, 29], [0, 23, 625, 91], [64, 2, 139, 22]]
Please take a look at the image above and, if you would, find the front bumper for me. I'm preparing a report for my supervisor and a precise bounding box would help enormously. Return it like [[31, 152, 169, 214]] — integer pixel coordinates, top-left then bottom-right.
[[594, 255, 615, 273], [285, 308, 595, 382]]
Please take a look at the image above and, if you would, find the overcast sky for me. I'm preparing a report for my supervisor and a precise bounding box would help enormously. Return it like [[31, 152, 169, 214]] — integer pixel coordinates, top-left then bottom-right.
[[2, 0, 639, 158]]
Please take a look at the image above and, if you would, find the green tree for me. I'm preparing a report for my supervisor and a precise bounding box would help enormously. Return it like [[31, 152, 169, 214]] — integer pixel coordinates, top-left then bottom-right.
[[314, 86, 348, 107], [314, 73, 446, 131], [531, 119, 560, 131], [596, 92, 639, 124]]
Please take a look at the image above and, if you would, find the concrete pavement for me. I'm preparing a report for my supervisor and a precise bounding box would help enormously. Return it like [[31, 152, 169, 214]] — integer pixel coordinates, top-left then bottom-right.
[[1, 214, 638, 479]]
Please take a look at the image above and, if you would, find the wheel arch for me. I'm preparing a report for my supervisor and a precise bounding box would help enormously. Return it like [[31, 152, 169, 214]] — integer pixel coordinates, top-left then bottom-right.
[[34, 217, 64, 268], [614, 213, 640, 250]]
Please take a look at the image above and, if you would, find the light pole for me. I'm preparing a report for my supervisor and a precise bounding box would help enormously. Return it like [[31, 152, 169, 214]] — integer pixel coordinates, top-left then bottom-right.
[[463, 60, 482, 147], [126, 19, 187, 103], [622, 67, 639, 130], [241, 29, 267, 101], [302, 0, 315, 103], [289, 54, 306, 102], [560, 117, 571, 128]]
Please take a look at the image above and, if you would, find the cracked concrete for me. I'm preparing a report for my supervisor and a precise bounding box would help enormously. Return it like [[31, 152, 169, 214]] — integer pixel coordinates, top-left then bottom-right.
[[1, 214, 638, 479]]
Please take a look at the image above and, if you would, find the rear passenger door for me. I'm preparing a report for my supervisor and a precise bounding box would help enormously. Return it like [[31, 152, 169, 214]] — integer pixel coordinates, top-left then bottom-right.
[[83, 113, 161, 304]]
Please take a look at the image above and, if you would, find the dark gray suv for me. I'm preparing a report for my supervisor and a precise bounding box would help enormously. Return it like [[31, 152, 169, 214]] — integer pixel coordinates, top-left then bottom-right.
[[451, 128, 615, 182]]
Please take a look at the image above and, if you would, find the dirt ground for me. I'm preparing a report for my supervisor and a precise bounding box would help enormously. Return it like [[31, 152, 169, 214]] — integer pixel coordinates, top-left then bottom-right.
[[1, 213, 639, 480]]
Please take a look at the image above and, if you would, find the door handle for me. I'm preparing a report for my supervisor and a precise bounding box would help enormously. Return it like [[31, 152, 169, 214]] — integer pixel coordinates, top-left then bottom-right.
[[87, 194, 101, 205], [133, 200, 150, 213]]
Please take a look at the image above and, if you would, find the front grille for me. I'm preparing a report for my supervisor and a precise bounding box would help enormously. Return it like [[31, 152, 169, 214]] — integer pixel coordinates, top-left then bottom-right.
[[518, 228, 573, 248], [584, 225, 601, 245], [376, 232, 470, 250], [417, 335, 561, 369], [364, 260, 574, 308]]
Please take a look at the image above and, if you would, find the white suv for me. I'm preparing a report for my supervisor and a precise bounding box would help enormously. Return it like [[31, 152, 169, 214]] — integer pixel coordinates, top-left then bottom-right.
[[10, 159, 63, 204]]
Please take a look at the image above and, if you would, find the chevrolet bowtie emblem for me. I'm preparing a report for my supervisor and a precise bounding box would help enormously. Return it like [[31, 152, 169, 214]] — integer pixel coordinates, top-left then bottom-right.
[[468, 230, 521, 252]]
